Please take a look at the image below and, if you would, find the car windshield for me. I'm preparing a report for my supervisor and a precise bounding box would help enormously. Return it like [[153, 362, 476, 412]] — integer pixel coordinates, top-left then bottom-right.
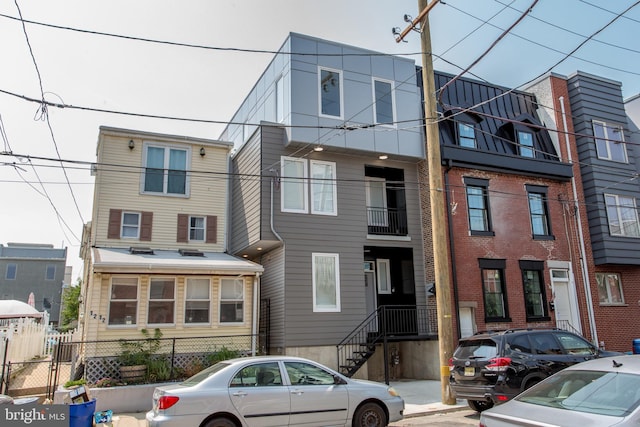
[[181, 362, 230, 386], [454, 339, 498, 359], [516, 369, 640, 417]]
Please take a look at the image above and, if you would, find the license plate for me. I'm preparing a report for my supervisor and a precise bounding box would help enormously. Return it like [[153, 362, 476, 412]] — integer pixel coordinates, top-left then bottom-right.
[[464, 367, 475, 376]]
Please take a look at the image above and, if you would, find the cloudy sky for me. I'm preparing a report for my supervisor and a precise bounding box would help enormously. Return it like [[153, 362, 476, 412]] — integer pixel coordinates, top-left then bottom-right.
[[1, 0, 639, 282]]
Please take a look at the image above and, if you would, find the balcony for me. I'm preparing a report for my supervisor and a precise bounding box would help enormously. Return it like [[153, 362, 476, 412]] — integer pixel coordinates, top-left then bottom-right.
[[367, 207, 408, 236]]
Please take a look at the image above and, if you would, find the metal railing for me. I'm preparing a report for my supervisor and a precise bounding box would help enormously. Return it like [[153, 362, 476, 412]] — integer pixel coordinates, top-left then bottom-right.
[[366, 207, 408, 236]]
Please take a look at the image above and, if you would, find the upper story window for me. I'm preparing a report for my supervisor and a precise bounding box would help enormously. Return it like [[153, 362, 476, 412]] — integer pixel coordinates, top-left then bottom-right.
[[595, 272, 624, 305], [189, 216, 205, 241], [45, 265, 56, 281], [122, 212, 141, 239], [319, 67, 343, 119], [281, 156, 308, 213], [526, 185, 553, 239], [457, 122, 476, 148], [311, 160, 337, 216], [312, 253, 341, 312], [275, 75, 284, 123], [605, 194, 640, 237], [373, 78, 395, 126], [5, 264, 16, 280], [108, 209, 153, 241], [108, 277, 138, 326], [143, 144, 189, 196], [464, 177, 493, 236], [517, 131, 535, 158], [148, 277, 175, 324], [593, 121, 627, 163]]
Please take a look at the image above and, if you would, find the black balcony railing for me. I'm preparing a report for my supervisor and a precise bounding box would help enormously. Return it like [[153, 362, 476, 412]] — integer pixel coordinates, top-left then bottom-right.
[[367, 207, 408, 236]]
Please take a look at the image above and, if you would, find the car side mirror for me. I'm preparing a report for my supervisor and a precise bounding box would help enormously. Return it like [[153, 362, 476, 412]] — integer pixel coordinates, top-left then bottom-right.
[[333, 375, 347, 385]]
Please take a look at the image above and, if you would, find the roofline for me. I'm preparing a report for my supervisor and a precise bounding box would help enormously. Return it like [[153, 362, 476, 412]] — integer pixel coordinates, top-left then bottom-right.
[[98, 126, 233, 149]]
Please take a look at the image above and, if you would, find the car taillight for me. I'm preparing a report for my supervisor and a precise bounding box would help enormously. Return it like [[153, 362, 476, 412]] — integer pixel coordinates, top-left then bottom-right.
[[448, 357, 453, 370], [485, 357, 511, 372], [158, 395, 179, 410]]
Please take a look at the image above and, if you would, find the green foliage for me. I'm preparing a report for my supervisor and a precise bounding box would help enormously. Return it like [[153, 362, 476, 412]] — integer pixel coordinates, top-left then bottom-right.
[[118, 328, 163, 366], [93, 378, 123, 388], [59, 282, 81, 332], [206, 346, 239, 366], [148, 356, 171, 382], [63, 379, 86, 388]]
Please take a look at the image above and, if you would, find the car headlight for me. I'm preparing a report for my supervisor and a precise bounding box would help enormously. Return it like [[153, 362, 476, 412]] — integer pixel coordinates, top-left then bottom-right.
[[387, 387, 400, 397]]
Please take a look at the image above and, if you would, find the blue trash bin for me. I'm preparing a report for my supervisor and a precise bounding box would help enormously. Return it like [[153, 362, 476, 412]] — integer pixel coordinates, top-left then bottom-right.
[[633, 339, 640, 354], [69, 399, 96, 427]]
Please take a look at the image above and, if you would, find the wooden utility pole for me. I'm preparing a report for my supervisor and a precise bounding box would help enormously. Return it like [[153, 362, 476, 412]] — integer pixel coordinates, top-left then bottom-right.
[[397, 0, 455, 404]]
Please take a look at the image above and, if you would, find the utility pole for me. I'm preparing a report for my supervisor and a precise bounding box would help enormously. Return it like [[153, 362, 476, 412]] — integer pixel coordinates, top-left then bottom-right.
[[396, 0, 455, 404]]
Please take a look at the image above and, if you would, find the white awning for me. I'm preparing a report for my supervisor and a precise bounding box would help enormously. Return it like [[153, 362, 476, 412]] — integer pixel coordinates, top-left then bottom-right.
[[0, 300, 43, 319]]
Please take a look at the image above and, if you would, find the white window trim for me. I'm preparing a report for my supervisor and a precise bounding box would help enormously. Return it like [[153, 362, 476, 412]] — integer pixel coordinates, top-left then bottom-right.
[[312, 253, 341, 312], [517, 130, 535, 158], [605, 193, 640, 237], [184, 277, 211, 325], [458, 122, 476, 148], [140, 141, 191, 197], [219, 278, 245, 325], [376, 259, 391, 294], [596, 272, 625, 305], [121, 211, 141, 239], [189, 215, 206, 242], [593, 120, 628, 163], [310, 160, 337, 216], [318, 66, 344, 119], [372, 77, 396, 128], [147, 277, 176, 326], [366, 177, 388, 227], [281, 156, 309, 214], [107, 276, 139, 328]]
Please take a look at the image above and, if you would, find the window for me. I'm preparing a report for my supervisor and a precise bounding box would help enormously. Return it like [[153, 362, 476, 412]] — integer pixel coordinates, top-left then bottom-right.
[[276, 75, 284, 123], [517, 131, 535, 157], [596, 273, 624, 304], [220, 278, 244, 323], [231, 362, 283, 387], [189, 216, 205, 241], [376, 259, 391, 294], [593, 121, 627, 162], [464, 177, 493, 235], [148, 278, 175, 324], [520, 261, 547, 320], [458, 122, 476, 148], [45, 265, 56, 281], [527, 185, 552, 238], [366, 177, 388, 226], [284, 361, 336, 385], [310, 160, 337, 215], [5, 264, 16, 280], [479, 259, 508, 322], [121, 212, 140, 239], [281, 156, 308, 213], [373, 78, 395, 125], [312, 253, 340, 312], [319, 67, 342, 118], [108, 277, 138, 325], [605, 194, 640, 237], [143, 144, 189, 195], [185, 278, 210, 324]]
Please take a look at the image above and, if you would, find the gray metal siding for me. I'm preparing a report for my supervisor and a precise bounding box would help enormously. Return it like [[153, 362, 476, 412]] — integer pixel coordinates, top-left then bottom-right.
[[259, 246, 285, 349], [567, 72, 640, 265]]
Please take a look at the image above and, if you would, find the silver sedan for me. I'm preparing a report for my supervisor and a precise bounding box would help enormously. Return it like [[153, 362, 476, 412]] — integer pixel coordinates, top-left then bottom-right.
[[146, 355, 404, 427], [479, 355, 640, 426]]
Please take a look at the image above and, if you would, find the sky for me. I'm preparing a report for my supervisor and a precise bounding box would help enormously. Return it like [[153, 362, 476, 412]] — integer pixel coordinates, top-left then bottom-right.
[[1, 0, 639, 283]]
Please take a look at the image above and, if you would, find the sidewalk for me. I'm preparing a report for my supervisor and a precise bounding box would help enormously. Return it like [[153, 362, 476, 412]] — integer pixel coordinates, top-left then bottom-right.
[[114, 379, 467, 425]]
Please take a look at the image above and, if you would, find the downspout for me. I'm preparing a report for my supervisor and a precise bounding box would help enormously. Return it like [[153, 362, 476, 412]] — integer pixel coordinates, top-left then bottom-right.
[[559, 96, 598, 345], [252, 272, 260, 355], [270, 170, 285, 244], [444, 161, 461, 339]]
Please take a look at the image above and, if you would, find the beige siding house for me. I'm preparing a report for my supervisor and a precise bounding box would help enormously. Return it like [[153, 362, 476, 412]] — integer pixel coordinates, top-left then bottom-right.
[[79, 127, 263, 351]]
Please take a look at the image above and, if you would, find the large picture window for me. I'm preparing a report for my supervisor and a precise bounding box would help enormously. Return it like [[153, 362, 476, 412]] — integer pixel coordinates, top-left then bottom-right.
[[319, 67, 343, 118], [605, 194, 640, 237], [185, 278, 210, 324], [148, 278, 175, 324], [373, 78, 395, 126], [220, 278, 244, 323], [596, 272, 624, 305], [594, 120, 627, 163], [310, 160, 337, 215], [108, 277, 138, 325], [312, 253, 340, 312], [281, 156, 308, 213], [143, 144, 189, 195]]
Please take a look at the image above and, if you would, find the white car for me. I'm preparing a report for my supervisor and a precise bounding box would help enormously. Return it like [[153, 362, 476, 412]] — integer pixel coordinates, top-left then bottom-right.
[[480, 355, 640, 426], [146, 355, 404, 427]]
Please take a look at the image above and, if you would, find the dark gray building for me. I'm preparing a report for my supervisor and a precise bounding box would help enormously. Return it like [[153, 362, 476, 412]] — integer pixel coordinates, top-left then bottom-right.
[[0, 243, 68, 326]]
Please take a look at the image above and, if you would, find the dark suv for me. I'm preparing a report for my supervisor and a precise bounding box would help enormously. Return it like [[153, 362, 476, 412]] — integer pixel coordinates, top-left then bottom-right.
[[449, 328, 620, 412]]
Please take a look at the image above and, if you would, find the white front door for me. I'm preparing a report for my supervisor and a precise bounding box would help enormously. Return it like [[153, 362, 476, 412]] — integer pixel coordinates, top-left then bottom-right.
[[551, 269, 582, 335], [459, 307, 475, 338], [364, 266, 378, 332]]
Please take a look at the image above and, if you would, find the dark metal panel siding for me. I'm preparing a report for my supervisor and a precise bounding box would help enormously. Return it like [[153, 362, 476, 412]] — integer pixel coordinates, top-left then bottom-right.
[[567, 73, 640, 265], [260, 246, 285, 350], [229, 131, 262, 254], [259, 126, 284, 243]]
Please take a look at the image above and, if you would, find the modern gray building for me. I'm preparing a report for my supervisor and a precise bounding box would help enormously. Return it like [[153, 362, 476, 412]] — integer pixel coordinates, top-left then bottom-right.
[[222, 33, 439, 380], [0, 243, 68, 326]]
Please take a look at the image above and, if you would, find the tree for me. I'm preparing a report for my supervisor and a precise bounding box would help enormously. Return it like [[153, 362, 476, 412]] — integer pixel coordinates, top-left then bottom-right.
[[60, 280, 81, 331]]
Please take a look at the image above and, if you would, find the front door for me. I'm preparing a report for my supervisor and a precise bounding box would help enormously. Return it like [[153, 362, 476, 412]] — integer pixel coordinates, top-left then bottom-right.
[[551, 269, 582, 335], [364, 263, 378, 332]]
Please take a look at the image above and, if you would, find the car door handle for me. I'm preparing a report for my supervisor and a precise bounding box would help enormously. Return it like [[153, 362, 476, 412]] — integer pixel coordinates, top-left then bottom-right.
[[232, 391, 248, 397], [290, 389, 304, 395]]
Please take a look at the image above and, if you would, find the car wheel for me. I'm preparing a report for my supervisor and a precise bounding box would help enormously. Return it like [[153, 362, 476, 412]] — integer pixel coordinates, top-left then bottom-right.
[[524, 378, 541, 390], [467, 399, 494, 412], [353, 402, 387, 427], [204, 417, 237, 427]]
